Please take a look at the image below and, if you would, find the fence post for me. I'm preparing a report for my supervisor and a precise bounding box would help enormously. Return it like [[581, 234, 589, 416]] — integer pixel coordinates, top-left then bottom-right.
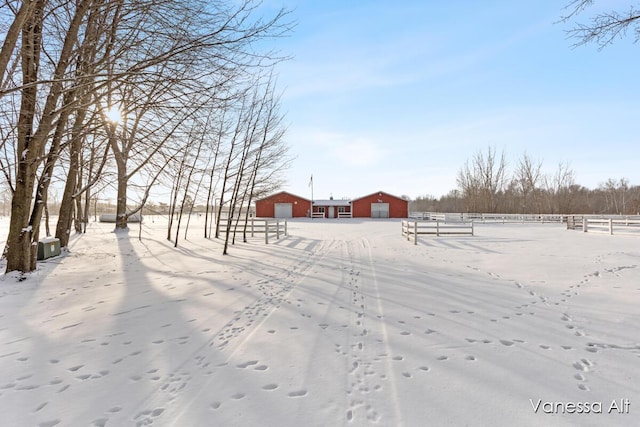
[[414, 221, 418, 245], [284, 219, 288, 236], [265, 220, 269, 244], [609, 218, 613, 235], [471, 220, 474, 236], [583, 217, 588, 232], [276, 220, 280, 239], [251, 218, 254, 237], [436, 220, 440, 237]]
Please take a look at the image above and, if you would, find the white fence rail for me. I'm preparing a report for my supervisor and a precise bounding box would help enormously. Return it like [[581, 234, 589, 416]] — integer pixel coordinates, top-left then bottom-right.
[[219, 218, 287, 243], [409, 213, 640, 237], [402, 220, 474, 245], [409, 212, 565, 223], [582, 218, 640, 236]]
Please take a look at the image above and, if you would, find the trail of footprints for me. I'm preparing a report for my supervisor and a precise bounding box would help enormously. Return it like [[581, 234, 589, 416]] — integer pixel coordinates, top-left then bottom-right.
[[510, 268, 608, 392], [464, 263, 605, 393], [128, 241, 328, 425], [202, 358, 308, 415]]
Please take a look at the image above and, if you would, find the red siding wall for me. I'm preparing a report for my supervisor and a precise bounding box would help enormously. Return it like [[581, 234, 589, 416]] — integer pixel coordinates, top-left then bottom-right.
[[352, 192, 408, 218], [255, 192, 311, 218]]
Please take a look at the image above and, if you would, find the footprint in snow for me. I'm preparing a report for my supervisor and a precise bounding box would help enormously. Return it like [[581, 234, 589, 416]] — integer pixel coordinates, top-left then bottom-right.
[[236, 360, 259, 369], [33, 402, 48, 413]]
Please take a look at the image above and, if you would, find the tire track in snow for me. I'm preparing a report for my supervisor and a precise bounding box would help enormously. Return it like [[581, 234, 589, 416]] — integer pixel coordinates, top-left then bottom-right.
[[363, 237, 403, 427]]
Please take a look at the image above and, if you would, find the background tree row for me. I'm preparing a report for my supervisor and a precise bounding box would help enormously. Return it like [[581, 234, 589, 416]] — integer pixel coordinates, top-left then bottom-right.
[[411, 146, 639, 215]]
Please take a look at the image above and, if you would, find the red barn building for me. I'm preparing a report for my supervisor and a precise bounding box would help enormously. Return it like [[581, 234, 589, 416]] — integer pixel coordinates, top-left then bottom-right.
[[352, 191, 408, 218], [255, 190, 408, 219], [255, 191, 311, 218]]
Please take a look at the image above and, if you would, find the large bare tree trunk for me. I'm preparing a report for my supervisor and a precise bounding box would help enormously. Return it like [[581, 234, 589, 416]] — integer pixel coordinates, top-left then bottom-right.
[[5, 1, 45, 274], [0, 1, 37, 84], [6, 0, 94, 273]]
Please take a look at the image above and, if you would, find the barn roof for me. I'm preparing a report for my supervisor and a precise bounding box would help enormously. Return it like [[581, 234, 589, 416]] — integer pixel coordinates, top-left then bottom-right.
[[313, 199, 352, 206], [255, 191, 310, 202], [351, 190, 408, 203]]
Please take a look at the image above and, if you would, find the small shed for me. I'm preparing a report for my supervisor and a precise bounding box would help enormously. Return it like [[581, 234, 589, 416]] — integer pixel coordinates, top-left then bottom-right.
[[255, 191, 311, 218], [352, 191, 408, 218], [312, 198, 352, 218]]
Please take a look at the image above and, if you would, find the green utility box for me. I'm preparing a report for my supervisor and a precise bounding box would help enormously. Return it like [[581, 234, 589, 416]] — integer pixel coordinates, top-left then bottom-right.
[[37, 238, 61, 260]]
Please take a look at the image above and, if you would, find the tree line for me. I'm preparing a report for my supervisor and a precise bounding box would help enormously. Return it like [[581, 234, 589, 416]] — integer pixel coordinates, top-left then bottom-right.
[[1, 0, 292, 274], [411, 146, 639, 215]]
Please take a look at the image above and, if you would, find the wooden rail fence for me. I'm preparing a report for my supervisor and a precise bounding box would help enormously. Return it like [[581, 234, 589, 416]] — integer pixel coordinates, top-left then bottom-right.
[[402, 220, 474, 245], [581, 218, 640, 236], [409, 212, 564, 223], [219, 218, 288, 243]]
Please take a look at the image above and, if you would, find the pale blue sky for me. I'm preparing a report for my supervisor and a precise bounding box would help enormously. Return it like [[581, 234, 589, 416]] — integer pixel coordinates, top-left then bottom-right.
[[263, 1, 639, 199]]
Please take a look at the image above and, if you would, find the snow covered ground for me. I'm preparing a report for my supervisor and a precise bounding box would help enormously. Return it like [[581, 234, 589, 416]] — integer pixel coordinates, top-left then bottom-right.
[[0, 216, 639, 426]]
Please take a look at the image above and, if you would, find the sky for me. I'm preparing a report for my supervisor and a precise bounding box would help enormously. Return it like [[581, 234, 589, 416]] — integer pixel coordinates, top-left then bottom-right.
[[259, 0, 640, 200]]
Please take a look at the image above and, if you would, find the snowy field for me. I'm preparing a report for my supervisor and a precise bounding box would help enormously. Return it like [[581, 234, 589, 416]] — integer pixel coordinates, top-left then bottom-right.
[[0, 216, 639, 427]]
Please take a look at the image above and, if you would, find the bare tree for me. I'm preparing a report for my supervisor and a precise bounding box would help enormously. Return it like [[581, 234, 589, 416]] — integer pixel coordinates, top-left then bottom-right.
[[239, 79, 288, 243], [600, 177, 630, 214], [542, 162, 576, 213], [457, 146, 507, 213], [514, 152, 543, 214], [0, 1, 38, 88], [562, 1, 640, 48], [5, 0, 94, 274]]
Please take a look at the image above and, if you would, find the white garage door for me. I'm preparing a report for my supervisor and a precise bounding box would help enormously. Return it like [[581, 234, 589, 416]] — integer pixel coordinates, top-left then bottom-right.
[[371, 203, 389, 218], [274, 203, 293, 218]]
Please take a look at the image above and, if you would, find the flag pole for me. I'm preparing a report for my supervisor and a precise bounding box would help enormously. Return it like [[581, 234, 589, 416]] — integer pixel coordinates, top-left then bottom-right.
[[309, 174, 314, 219]]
